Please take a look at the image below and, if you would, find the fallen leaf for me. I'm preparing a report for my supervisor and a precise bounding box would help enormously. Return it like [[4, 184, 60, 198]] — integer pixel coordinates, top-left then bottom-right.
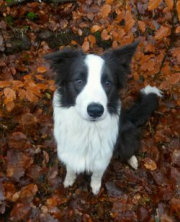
[[3, 88, 16, 103], [138, 21, 146, 32], [170, 198, 180, 217], [10, 202, 31, 221], [6, 150, 33, 180], [82, 40, 89, 52], [9, 132, 30, 150], [169, 73, 180, 84], [37, 66, 47, 73], [91, 25, 102, 33], [101, 29, 110, 40], [100, 4, 111, 18], [165, 0, 174, 10], [144, 158, 157, 170], [148, 0, 162, 11], [155, 26, 171, 40]]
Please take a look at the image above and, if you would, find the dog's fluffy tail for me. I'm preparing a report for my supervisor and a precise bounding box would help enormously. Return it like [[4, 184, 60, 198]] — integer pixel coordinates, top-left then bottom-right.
[[126, 85, 162, 127], [115, 85, 162, 160]]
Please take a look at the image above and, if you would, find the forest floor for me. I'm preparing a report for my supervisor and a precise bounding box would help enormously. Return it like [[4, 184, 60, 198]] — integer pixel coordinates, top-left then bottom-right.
[[0, 0, 180, 221]]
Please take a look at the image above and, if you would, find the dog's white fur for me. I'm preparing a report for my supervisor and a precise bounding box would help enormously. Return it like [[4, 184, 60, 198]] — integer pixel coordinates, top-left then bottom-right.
[[54, 91, 120, 194]]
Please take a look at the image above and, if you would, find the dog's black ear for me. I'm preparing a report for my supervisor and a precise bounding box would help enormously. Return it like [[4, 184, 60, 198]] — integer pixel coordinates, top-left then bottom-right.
[[102, 41, 139, 88], [44, 48, 85, 85]]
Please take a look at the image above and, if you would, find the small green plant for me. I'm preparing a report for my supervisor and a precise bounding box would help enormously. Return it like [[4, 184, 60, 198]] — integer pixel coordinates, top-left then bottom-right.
[[27, 12, 37, 20], [5, 15, 14, 25], [6, 0, 15, 3]]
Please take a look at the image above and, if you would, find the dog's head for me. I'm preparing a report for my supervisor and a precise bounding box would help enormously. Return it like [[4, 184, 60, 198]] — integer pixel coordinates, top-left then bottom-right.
[[45, 42, 138, 121]]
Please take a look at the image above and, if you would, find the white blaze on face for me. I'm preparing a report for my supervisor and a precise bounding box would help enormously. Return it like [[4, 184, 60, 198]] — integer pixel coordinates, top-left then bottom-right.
[[75, 54, 108, 121]]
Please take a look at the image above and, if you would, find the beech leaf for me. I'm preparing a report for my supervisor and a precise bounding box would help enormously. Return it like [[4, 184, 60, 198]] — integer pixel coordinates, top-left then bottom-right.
[[144, 158, 157, 170], [148, 0, 162, 11]]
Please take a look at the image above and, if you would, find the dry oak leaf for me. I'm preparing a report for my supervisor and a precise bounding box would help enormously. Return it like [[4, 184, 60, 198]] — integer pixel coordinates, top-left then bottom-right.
[[37, 66, 47, 73], [100, 4, 111, 18], [9, 132, 30, 150], [165, 0, 174, 10], [148, 0, 162, 11], [144, 158, 157, 170], [155, 26, 171, 40]]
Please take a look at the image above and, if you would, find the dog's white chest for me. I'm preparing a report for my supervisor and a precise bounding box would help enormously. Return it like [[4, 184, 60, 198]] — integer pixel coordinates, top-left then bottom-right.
[[53, 104, 119, 173]]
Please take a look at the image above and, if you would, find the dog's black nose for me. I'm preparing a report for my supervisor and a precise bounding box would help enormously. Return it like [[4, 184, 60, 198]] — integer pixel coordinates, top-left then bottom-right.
[[87, 103, 104, 118]]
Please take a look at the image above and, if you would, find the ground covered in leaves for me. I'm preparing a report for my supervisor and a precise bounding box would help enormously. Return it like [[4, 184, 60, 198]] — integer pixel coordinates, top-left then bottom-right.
[[0, 0, 180, 221]]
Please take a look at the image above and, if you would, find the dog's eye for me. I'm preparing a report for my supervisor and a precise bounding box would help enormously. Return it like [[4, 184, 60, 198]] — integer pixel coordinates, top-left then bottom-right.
[[104, 80, 112, 89], [75, 79, 83, 86]]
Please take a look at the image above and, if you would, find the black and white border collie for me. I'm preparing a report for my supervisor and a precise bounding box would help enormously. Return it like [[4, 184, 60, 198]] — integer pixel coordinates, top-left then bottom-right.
[[45, 42, 162, 195]]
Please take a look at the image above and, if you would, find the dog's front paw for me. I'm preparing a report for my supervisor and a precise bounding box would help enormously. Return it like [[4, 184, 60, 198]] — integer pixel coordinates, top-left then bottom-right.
[[128, 155, 138, 170], [91, 181, 101, 195], [63, 178, 75, 188], [63, 172, 76, 188]]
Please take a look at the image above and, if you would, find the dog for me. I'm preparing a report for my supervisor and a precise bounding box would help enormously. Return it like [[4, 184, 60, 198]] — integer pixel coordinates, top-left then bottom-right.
[[45, 42, 162, 194]]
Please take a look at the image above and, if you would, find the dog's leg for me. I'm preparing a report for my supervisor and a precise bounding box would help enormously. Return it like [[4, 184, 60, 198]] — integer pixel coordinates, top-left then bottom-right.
[[128, 155, 138, 170], [91, 170, 105, 195], [63, 167, 76, 188]]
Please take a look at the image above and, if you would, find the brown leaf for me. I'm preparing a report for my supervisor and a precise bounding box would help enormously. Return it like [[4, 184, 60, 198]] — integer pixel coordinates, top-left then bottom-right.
[[0, 81, 11, 88], [101, 29, 110, 41], [3, 87, 16, 103], [10, 202, 31, 221], [21, 113, 37, 128], [170, 198, 180, 217], [138, 21, 146, 32], [91, 25, 101, 33], [9, 132, 30, 150], [82, 40, 89, 52], [88, 35, 96, 45], [155, 26, 171, 40], [125, 11, 135, 32], [165, 0, 174, 10], [26, 90, 38, 103], [100, 4, 111, 18], [6, 101, 15, 112], [169, 73, 180, 84], [148, 0, 162, 11], [4, 183, 17, 202], [19, 184, 38, 201], [6, 150, 33, 180], [144, 158, 157, 170], [37, 66, 47, 73]]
